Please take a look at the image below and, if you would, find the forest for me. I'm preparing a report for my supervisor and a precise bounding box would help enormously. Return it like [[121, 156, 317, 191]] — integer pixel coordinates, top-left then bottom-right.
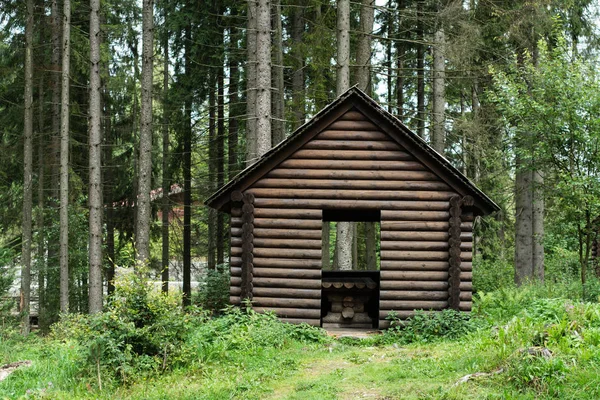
[[1, 0, 600, 398]]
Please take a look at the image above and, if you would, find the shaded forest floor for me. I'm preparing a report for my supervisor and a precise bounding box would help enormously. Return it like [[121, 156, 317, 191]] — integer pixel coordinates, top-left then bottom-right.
[[3, 285, 600, 399]]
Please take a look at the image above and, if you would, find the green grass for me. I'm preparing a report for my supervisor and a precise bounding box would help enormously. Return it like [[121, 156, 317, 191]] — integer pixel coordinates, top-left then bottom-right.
[[3, 286, 600, 399]]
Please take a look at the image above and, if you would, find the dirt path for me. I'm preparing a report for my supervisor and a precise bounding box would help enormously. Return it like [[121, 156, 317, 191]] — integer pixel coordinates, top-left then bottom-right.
[[0, 361, 32, 383]]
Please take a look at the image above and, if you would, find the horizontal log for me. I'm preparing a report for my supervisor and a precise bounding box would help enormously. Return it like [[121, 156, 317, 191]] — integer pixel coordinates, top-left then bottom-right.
[[278, 159, 427, 171], [255, 307, 321, 319], [230, 287, 241, 296], [382, 211, 450, 222], [231, 257, 322, 269], [461, 281, 472, 290], [253, 179, 450, 191], [380, 271, 449, 281], [279, 318, 321, 326], [380, 291, 449, 301], [460, 292, 472, 301], [231, 276, 242, 286], [253, 277, 322, 289], [461, 242, 473, 250], [253, 208, 322, 219], [254, 198, 450, 211], [461, 271, 473, 280], [381, 231, 471, 241], [230, 267, 242, 277], [303, 140, 401, 151], [253, 268, 321, 279], [252, 248, 322, 259], [461, 252, 473, 261], [267, 168, 438, 181], [460, 302, 472, 311], [381, 222, 448, 231], [251, 228, 322, 240], [338, 110, 368, 121], [379, 300, 448, 310], [292, 149, 413, 161], [230, 296, 240, 305], [252, 297, 321, 309], [380, 241, 449, 251], [253, 287, 321, 299], [232, 218, 322, 230], [232, 237, 322, 250], [381, 250, 448, 261], [247, 188, 457, 201], [326, 120, 379, 131], [316, 129, 388, 141], [380, 281, 448, 291], [461, 222, 473, 230], [380, 260, 449, 271]]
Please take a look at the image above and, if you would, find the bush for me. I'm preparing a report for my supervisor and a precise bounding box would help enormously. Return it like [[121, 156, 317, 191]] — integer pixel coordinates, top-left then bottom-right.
[[472, 257, 515, 293], [380, 309, 481, 344], [193, 263, 230, 313]]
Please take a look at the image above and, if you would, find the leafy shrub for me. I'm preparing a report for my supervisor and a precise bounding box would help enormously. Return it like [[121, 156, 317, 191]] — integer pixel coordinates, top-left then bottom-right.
[[193, 263, 230, 313], [472, 257, 514, 293], [583, 277, 600, 302], [505, 351, 567, 393], [381, 309, 480, 344]]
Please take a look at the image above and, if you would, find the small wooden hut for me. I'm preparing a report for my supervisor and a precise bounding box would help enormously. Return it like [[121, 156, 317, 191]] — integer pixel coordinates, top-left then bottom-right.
[[206, 87, 499, 329]]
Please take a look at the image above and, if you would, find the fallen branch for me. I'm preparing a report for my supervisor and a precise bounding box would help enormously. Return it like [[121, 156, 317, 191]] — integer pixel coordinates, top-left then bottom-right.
[[453, 368, 503, 386], [0, 360, 32, 382]]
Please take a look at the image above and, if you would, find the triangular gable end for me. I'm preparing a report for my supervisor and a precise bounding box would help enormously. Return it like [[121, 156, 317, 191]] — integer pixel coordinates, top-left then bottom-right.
[[205, 87, 499, 215]]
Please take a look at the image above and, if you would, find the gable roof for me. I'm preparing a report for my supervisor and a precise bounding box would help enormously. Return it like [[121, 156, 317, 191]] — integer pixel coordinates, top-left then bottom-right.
[[205, 87, 500, 215]]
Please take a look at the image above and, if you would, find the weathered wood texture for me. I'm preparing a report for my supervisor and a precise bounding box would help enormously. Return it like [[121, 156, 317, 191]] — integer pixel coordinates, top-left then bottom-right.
[[227, 109, 476, 325]]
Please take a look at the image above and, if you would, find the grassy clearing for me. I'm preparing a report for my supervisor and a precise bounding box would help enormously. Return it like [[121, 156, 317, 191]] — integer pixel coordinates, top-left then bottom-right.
[[3, 285, 600, 399]]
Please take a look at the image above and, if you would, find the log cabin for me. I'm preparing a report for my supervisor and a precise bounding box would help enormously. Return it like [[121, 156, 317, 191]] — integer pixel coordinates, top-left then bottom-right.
[[205, 87, 500, 329]]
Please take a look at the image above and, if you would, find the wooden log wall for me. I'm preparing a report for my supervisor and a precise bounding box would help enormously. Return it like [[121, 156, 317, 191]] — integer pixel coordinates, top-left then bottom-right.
[[229, 109, 475, 328]]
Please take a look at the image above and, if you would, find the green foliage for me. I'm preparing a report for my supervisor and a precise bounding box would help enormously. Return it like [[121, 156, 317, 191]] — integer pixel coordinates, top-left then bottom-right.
[[381, 309, 481, 345], [0, 247, 15, 330], [193, 264, 230, 313], [472, 257, 514, 293]]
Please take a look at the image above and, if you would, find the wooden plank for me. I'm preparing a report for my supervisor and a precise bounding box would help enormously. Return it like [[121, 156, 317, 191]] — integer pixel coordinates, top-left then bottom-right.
[[460, 292, 472, 301], [266, 168, 438, 180], [251, 228, 322, 240], [316, 129, 388, 141], [252, 297, 321, 308], [461, 252, 473, 261], [253, 277, 322, 289], [253, 179, 450, 191], [252, 248, 322, 259], [380, 260, 449, 271], [380, 291, 449, 300], [460, 271, 473, 280], [253, 287, 321, 299], [230, 287, 241, 296], [232, 237, 322, 250], [459, 302, 472, 311], [279, 318, 321, 326], [381, 211, 450, 222], [380, 241, 449, 251], [248, 188, 456, 201], [231, 257, 322, 269], [255, 307, 322, 319], [230, 267, 242, 276], [338, 110, 368, 121], [254, 198, 450, 211], [380, 281, 448, 291], [230, 296, 240, 305], [326, 120, 379, 130], [231, 276, 242, 286], [232, 218, 322, 230], [292, 149, 413, 161], [303, 140, 401, 151], [379, 300, 448, 310], [253, 208, 322, 219], [380, 271, 449, 281], [253, 268, 321, 279], [380, 250, 449, 261], [380, 231, 472, 241], [278, 159, 427, 171]]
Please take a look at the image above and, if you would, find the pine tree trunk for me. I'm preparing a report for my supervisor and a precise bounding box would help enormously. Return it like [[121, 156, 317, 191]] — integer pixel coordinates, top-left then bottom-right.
[[515, 163, 533, 286], [365, 222, 376, 270], [88, 0, 103, 313], [59, 0, 71, 313], [246, 0, 257, 165], [416, 1, 425, 138], [217, 37, 225, 266], [228, 8, 240, 178], [51, 0, 61, 198], [21, 0, 34, 335], [36, 74, 46, 331], [208, 79, 217, 270], [336, 0, 350, 94], [136, 0, 154, 265], [432, 26, 446, 154], [356, 0, 374, 93], [532, 170, 544, 282], [161, 12, 170, 293], [255, 0, 272, 157], [272, 0, 285, 146], [182, 20, 192, 307], [335, 222, 352, 270], [396, 0, 404, 120], [291, 1, 305, 128]]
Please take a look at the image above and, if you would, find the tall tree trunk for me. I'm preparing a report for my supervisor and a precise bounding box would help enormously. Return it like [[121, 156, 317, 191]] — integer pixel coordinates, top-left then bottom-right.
[[217, 31, 225, 265], [136, 0, 155, 265], [51, 0, 61, 197], [36, 74, 46, 331], [291, 1, 305, 128], [182, 19, 192, 307], [88, 0, 103, 313], [335, 0, 352, 271], [272, 0, 285, 146], [208, 78, 217, 270], [255, 0, 272, 157], [356, 0, 374, 93], [532, 170, 544, 281], [228, 8, 239, 178], [515, 162, 533, 286], [431, 26, 446, 154], [161, 11, 170, 293], [336, 0, 350, 94], [416, 1, 425, 138], [246, 0, 257, 165], [59, 0, 71, 313], [21, 0, 34, 335], [396, 0, 404, 120], [385, 0, 393, 112]]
